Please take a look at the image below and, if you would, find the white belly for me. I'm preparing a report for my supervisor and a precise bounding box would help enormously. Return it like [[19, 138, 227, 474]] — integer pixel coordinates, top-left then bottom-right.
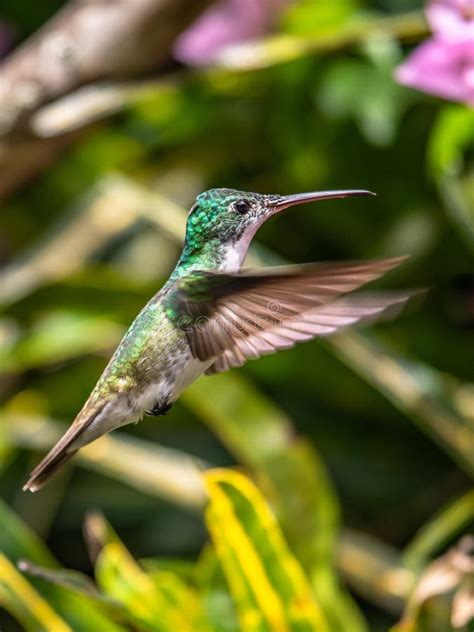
[[78, 354, 214, 450], [135, 356, 212, 413], [172, 356, 213, 396]]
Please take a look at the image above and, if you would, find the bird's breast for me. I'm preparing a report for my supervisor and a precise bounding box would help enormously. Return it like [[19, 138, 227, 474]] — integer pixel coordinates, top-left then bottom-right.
[[98, 300, 212, 415], [134, 351, 210, 413]]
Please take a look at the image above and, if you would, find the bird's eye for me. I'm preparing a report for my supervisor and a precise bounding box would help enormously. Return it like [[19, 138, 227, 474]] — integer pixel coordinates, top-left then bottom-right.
[[234, 199, 251, 214]]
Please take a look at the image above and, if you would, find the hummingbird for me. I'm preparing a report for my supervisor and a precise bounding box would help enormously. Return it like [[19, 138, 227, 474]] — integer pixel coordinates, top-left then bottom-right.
[[24, 187, 413, 492]]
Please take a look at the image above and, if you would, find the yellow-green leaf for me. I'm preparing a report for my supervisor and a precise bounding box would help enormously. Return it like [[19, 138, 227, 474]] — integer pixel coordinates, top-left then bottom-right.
[[184, 374, 367, 632], [89, 512, 209, 632], [195, 545, 240, 632], [204, 468, 329, 632], [0, 501, 127, 631], [0, 498, 56, 568], [0, 553, 71, 632]]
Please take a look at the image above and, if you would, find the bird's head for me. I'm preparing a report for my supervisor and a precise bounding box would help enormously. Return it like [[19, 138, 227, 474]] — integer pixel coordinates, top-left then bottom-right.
[[181, 187, 375, 272]]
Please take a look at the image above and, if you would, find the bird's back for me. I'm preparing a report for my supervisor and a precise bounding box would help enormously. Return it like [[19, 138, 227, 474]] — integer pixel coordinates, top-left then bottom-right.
[[93, 288, 193, 405]]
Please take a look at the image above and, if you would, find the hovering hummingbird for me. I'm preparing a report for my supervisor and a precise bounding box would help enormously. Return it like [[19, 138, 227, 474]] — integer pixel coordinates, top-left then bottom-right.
[[24, 188, 413, 492]]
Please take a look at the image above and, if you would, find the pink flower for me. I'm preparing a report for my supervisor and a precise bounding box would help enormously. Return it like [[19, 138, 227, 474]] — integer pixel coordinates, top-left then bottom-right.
[[395, 0, 474, 106], [427, 0, 474, 41], [397, 39, 474, 106], [174, 0, 289, 66]]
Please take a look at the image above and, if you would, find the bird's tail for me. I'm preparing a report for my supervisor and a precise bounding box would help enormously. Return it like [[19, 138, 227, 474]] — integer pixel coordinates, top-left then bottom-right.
[[23, 404, 105, 493], [23, 449, 78, 493]]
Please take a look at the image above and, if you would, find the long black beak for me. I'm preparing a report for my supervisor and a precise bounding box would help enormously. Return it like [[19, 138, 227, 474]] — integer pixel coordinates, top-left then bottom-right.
[[271, 189, 376, 212]]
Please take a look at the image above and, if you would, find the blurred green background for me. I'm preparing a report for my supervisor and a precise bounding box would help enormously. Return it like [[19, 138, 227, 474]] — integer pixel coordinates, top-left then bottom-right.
[[0, 1, 473, 631]]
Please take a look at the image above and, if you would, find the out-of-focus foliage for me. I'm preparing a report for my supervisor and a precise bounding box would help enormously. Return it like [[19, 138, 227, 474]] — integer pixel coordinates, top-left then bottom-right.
[[1, 0, 473, 631], [394, 535, 474, 632], [1, 472, 471, 632], [0, 470, 343, 631]]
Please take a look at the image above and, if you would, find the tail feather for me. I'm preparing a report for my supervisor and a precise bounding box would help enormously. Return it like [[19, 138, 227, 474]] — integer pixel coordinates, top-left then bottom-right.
[[23, 405, 104, 492], [23, 449, 78, 492]]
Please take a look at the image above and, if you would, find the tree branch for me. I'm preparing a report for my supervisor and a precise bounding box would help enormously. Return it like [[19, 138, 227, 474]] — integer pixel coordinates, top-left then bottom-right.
[[0, 0, 211, 135], [0, 0, 211, 201]]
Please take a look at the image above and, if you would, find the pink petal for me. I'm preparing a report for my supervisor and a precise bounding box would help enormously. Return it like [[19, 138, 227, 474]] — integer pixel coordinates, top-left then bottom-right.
[[427, 0, 474, 41], [174, 0, 288, 66], [395, 38, 474, 106]]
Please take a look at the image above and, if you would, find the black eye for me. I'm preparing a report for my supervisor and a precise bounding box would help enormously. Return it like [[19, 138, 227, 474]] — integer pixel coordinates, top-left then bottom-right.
[[234, 199, 251, 214]]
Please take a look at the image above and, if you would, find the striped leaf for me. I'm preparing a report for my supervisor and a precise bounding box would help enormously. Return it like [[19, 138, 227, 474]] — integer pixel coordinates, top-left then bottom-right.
[[87, 511, 210, 632], [204, 469, 329, 632]]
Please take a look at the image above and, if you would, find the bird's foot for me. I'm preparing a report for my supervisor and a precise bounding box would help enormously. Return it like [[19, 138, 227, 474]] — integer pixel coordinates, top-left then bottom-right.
[[146, 399, 173, 417]]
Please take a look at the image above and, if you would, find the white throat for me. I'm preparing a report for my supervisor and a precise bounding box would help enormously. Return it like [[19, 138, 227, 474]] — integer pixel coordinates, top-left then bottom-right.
[[217, 221, 264, 273]]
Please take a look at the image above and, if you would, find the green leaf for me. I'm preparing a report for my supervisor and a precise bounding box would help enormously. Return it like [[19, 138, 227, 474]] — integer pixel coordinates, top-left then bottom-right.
[[0, 498, 56, 568], [183, 374, 368, 632], [0, 501, 127, 631], [328, 332, 474, 478], [17, 559, 102, 599], [204, 468, 329, 632], [86, 511, 210, 632], [1, 311, 124, 372], [318, 52, 413, 146], [282, 0, 360, 37], [428, 105, 474, 179], [403, 490, 474, 571], [0, 554, 72, 632], [195, 546, 240, 632], [428, 105, 474, 250]]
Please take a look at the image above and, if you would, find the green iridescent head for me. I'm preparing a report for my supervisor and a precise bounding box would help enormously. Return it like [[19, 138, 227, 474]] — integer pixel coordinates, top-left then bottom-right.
[[177, 187, 375, 273], [185, 188, 268, 250]]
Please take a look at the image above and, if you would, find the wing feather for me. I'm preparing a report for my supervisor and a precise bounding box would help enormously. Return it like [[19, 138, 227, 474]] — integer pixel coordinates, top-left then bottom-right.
[[205, 291, 415, 374], [163, 256, 409, 365]]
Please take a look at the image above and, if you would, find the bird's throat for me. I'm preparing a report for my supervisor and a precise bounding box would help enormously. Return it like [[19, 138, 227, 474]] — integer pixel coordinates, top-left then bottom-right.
[[171, 235, 253, 278], [171, 238, 234, 278]]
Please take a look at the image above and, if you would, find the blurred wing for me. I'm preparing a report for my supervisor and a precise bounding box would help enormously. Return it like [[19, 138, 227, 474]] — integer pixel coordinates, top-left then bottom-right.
[[205, 291, 415, 374], [165, 256, 407, 363]]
